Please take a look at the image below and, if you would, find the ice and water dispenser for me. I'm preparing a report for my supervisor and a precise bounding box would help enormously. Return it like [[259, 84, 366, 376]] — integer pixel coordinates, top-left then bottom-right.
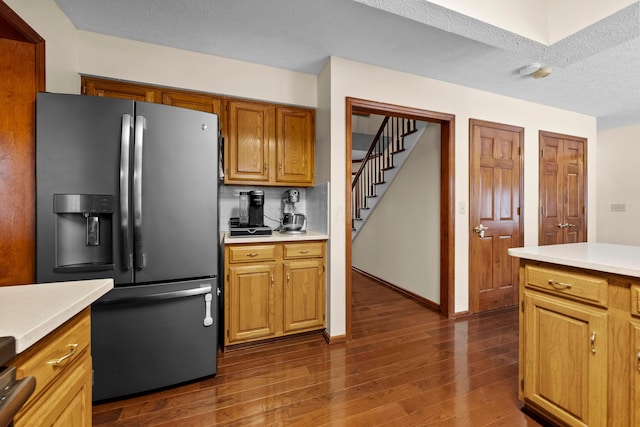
[[53, 194, 115, 272]]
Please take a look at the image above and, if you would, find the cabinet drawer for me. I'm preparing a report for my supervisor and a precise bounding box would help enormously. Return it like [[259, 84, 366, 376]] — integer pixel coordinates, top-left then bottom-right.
[[283, 242, 325, 259], [14, 310, 90, 401], [228, 245, 276, 263], [525, 265, 608, 307]]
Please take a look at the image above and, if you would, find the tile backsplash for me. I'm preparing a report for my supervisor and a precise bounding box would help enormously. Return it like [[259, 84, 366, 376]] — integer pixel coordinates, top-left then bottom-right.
[[218, 182, 329, 233]]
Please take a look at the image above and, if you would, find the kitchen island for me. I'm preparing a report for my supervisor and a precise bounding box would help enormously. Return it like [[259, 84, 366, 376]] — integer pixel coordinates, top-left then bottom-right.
[[508, 242, 640, 426], [0, 279, 113, 426]]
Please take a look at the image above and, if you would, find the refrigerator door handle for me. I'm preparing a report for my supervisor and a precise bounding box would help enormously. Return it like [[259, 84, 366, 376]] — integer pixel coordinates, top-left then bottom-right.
[[95, 285, 212, 306], [133, 115, 146, 270], [120, 114, 133, 270]]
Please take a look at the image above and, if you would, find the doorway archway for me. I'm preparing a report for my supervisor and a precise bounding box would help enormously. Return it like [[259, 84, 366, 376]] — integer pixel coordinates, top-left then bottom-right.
[[344, 97, 455, 339]]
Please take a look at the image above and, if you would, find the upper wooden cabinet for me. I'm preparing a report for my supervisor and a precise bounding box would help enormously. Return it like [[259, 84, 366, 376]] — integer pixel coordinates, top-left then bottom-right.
[[225, 100, 274, 184], [81, 76, 315, 187], [224, 100, 315, 186], [82, 77, 159, 102], [276, 107, 315, 185], [161, 91, 223, 115]]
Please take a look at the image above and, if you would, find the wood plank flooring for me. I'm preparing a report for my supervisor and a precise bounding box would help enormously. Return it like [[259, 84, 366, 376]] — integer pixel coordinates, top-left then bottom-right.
[[92, 270, 543, 426]]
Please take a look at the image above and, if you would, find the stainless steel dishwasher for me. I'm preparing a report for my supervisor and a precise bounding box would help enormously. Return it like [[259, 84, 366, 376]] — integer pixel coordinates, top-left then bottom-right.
[[0, 337, 36, 427]]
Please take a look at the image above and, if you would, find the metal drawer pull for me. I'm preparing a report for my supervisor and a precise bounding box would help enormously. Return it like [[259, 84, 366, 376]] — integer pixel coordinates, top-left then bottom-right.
[[47, 344, 79, 366], [637, 351, 640, 371], [299, 249, 310, 254], [590, 332, 596, 354], [548, 279, 572, 289], [246, 253, 259, 257]]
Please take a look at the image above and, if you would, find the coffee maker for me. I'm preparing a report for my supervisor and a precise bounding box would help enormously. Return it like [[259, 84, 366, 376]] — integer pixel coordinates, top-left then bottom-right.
[[230, 190, 271, 236], [247, 190, 264, 227]]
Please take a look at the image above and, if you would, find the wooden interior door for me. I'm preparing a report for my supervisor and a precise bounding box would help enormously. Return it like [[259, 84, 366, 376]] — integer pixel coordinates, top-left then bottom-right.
[[539, 131, 587, 245], [0, 2, 45, 286], [469, 120, 523, 313]]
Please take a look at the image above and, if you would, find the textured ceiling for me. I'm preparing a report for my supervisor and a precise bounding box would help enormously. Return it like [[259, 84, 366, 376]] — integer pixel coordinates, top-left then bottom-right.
[[55, 0, 640, 130]]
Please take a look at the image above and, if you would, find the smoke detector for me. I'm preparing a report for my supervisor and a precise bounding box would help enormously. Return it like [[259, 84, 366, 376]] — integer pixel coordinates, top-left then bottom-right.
[[518, 63, 552, 79], [532, 66, 552, 79]]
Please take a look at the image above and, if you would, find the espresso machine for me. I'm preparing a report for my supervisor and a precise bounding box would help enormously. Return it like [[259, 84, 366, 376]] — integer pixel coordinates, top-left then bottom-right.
[[280, 188, 306, 234], [230, 190, 272, 236]]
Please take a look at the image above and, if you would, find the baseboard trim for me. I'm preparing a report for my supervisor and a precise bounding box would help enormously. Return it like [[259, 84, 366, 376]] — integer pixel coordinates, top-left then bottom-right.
[[352, 267, 441, 313], [322, 329, 347, 344]]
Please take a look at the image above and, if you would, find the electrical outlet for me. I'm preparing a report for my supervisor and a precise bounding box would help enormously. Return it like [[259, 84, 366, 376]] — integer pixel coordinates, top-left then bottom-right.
[[610, 203, 626, 212]]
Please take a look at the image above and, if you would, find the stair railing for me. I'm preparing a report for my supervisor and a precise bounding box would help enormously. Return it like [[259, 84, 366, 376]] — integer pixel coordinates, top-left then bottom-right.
[[351, 116, 416, 230]]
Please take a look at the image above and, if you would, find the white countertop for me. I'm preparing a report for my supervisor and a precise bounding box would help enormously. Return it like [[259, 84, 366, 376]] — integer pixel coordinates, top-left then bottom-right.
[[508, 242, 640, 278], [223, 230, 329, 244], [0, 278, 113, 353]]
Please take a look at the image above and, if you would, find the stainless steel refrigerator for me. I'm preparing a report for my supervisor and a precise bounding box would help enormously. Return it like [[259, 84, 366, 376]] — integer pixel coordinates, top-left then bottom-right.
[[36, 92, 219, 401]]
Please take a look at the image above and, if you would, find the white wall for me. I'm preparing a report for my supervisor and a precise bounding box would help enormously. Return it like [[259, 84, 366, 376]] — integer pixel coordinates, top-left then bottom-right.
[[7, 0, 317, 107], [77, 32, 317, 107], [327, 56, 597, 318], [352, 124, 441, 303], [596, 124, 640, 245]]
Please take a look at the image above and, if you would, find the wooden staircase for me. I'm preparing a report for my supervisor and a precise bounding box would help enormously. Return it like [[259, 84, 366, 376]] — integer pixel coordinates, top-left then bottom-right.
[[351, 116, 422, 239]]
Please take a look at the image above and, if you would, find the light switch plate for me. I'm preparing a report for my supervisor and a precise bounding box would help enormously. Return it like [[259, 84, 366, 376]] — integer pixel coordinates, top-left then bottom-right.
[[610, 203, 626, 212]]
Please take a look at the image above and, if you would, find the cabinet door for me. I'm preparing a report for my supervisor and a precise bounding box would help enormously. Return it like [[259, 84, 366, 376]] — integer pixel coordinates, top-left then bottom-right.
[[82, 76, 158, 103], [523, 291, 607, 426], [161, 91, 223, 115], [225, 100, 274, 184], [227, 263, 277, 344], [283, 259, 325, 333], [632, 322, 640, 425], [16, 355, 91, 427], [276, 107, 314, 185]]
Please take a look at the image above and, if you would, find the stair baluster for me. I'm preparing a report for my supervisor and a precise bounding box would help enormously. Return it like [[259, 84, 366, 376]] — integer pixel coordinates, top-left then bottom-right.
[[351, 116, 417, 234]]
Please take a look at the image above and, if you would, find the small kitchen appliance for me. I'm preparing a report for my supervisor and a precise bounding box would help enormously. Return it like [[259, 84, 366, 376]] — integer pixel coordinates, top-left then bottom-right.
[[229, 190, 272, 237], [248, 190, 265, 226], [238, 191, 249, 225], [280, 189, 306, 234]]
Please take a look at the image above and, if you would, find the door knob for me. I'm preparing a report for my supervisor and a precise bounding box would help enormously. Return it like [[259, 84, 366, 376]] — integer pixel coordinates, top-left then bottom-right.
[[473, 224, 488, 238]]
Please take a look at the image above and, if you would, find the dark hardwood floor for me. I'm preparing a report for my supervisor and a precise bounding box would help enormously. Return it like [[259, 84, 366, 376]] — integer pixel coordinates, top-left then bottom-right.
[[92, 270, 543, 426]]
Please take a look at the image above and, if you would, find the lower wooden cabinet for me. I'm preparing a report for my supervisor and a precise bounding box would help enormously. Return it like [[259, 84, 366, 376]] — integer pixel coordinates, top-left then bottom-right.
[[224, 240, 326, 346], [283, 258, 325, 333], [13, 308, 92, 426], [519, 261, 640, 426], [522, 291, 607, 426], [227, 262, 277, 343], [631, 322, 640, 426]]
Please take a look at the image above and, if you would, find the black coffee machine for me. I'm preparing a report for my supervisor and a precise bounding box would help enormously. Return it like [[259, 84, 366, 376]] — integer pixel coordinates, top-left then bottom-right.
[[229, 190, 271, 236], [247, 190, 264, 227]]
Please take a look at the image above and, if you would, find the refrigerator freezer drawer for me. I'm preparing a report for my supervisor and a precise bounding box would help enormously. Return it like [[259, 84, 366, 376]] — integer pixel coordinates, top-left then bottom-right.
[[91, 279, 218, 401]]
